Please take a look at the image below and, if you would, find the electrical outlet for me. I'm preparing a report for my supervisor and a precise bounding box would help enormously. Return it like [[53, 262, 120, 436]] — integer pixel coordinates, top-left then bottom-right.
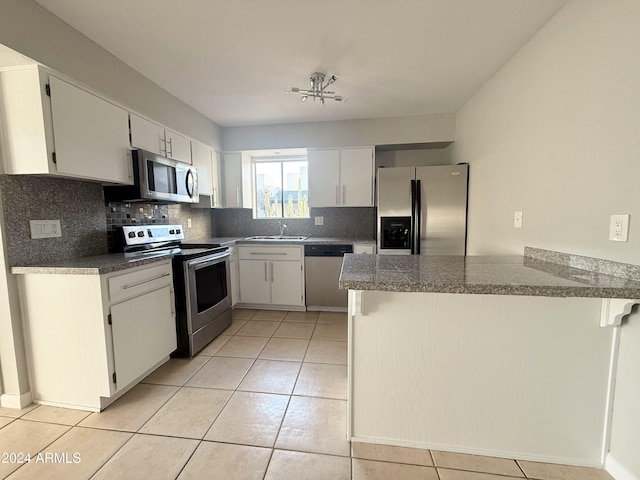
[[187, 218, 192, 228], [29, 220, 62, 239], [514, 211, 523, 229], [609, 214, 629, 242], [315, 216, 324, 226]]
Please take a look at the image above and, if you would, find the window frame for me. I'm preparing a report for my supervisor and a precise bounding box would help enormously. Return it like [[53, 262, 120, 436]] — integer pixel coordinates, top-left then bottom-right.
[[251, 154, 309, 219]]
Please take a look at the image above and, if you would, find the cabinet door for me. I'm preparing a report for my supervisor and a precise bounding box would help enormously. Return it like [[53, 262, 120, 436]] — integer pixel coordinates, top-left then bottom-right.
[[308, 149, 340, 207], [270, 261, 304, 306], [354, 244, 375, 254], [129, 113, 165, 156], [230, 256, 240, 307], [224, 152, 243, 207], [191, 141, 213, 196], [110, 285, 176, 389], [211, 151, 222, 207], [340, 148, 374, 206], [238, 260, 271, 304], [49, 76, 132, 184], [166, 129, 191, 163]]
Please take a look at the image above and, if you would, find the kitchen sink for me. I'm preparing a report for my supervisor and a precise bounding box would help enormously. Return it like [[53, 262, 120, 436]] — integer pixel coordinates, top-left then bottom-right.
[[244, 235, 308, 241]]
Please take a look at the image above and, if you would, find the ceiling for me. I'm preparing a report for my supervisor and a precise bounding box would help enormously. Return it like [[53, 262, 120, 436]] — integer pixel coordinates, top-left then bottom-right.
[[33, 0, 568, 128]]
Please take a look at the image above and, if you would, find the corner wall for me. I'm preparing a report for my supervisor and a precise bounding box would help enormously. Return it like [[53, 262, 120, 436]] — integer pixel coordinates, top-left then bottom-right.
[[0, 0, 221, 407], [0, 0, 221, 149], [450, 1, 640, 477]]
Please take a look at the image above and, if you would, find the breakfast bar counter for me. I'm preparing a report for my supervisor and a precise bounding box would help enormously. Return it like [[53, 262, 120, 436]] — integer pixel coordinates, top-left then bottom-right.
[[339, 249, 640, 298], [340, 247, 640, 469]]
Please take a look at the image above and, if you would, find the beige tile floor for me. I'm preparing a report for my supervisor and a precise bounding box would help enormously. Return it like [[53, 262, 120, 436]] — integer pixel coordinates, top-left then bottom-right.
[[0, 308, 614, 480]]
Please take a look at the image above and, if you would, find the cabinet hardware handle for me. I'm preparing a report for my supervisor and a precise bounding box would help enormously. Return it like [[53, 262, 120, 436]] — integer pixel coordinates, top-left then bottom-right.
[[270, 262, 274, 282], [212, 187, 217, 207], [236, 187, 241, 207], [264, 262, 268, 282], [160, 136, 167, 156], [167, 137, 173, 157], [336, 185, 339, 205], [249, 252, 287, 256], [122, 272, 170, 290], [343, 185, 346, 204]]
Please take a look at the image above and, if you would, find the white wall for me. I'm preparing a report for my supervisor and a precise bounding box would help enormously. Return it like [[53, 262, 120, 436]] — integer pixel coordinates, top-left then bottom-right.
[[0, 0, 221, 407], [0, 0, 222, 150], [451, 0, 640, 476], [222, 114, 456, 151], [452, 0, 639, 264]]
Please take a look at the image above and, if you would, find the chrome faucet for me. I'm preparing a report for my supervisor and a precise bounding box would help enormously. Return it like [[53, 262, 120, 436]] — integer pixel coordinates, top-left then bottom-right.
[[279, 222, 288, 236]]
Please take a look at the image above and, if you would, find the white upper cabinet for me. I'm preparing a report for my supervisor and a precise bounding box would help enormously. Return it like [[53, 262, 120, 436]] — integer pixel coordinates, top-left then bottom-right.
[[130, 113, 191, 164], [0, 66, 132, 185], [191, 141, 214, 196], [308, 150, 340, 206], [308, 147, 374, 207], [191, 141, 222, 206], [223, 152, 252, 208]]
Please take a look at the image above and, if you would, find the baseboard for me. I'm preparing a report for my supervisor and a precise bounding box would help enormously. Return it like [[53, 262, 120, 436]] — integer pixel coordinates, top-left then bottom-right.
[[606, 455, 639, 480], [349, 435, 603, 468], [0, 391, 32, 409]]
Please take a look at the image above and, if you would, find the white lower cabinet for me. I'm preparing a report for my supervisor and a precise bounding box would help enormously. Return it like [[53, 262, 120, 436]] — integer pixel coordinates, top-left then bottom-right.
[[229, 246, 240, 307], [354, 243, 376, 254], [110, 285, 175, 389], [17, 260, 176, 411], [238, 245, 304, 308]]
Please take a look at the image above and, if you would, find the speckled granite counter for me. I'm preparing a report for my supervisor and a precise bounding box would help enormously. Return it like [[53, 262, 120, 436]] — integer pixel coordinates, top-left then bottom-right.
[[339, 251, 640, 298], [11, 252, 173, 275]]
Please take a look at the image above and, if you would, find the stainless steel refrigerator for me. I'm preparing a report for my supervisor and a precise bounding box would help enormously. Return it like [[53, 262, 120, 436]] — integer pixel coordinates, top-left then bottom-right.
[[377, 164, 468, 255]]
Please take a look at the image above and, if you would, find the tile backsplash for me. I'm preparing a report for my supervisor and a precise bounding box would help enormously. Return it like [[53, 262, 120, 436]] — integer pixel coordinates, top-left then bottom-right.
[[0, 175, 107, 266], [0, 174, 213, 265], [213, 207, 376, 239], [105, 202, 212, 251]]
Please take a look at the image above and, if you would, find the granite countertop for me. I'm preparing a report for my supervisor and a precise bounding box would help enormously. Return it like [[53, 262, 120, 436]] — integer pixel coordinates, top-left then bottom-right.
[[11, 236, 376, 275], [339, 252, 640, 298], [11, 252, 173, 275]]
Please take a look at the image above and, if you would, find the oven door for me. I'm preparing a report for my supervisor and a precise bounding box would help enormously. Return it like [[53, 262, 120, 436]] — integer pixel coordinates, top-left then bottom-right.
[[184, 250, 231, 334]]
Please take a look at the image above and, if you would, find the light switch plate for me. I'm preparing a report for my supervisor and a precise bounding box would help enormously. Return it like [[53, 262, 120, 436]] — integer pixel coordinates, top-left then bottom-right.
[[315, 216, 324, 226], [514, 211, 523, 229], [29, 220, 62, 239]]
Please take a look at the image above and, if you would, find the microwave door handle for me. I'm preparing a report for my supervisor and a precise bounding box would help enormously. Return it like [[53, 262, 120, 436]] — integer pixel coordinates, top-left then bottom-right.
[[185, 169, 195, 198]]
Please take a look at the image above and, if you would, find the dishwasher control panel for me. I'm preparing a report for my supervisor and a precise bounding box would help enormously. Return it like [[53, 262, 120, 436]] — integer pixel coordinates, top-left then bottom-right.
[[304, 244, 353, 256]]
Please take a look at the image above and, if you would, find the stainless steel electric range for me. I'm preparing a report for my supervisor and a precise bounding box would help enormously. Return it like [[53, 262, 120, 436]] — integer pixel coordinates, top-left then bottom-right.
[[121, 224, 231, 357]]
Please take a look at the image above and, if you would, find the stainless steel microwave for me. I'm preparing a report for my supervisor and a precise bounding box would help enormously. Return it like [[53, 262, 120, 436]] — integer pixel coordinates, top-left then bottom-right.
[[104, 149, 199, 204]]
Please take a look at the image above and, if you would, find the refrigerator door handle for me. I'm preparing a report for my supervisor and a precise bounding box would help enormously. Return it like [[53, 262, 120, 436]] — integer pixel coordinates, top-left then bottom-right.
[[415, 179, 421, 255], [410, 179, 417, 254]]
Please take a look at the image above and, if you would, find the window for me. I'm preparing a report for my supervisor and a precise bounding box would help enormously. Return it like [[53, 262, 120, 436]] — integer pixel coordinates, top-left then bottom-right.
[[253, 156, 309, 219]]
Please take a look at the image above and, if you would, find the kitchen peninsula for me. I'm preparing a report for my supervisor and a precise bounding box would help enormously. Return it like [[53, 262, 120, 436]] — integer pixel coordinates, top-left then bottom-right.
[[339, 247, 640, 468]]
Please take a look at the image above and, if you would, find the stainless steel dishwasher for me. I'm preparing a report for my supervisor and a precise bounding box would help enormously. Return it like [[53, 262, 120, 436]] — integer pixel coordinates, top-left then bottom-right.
[[304, 244, 353, 310]]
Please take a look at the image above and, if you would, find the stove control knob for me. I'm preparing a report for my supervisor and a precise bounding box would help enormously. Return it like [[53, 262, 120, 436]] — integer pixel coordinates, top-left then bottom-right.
[[147, 229, 153, 237], [176, 229, 181, 234], [137, 231, 145, 238], [169, 229, 175, 234], [128, 232, 136, 239]]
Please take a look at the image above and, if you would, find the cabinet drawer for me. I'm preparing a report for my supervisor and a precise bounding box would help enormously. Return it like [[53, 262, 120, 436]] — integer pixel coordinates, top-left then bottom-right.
[[108, 262, 172, 304], [238, 245, 302, 261]]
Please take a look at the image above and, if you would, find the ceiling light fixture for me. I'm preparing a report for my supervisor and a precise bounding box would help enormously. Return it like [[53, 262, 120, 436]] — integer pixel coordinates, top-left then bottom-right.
[[287, 72, 346, 106]]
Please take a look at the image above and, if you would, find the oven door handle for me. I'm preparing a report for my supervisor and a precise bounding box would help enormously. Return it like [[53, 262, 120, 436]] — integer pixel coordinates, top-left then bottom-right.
[[187, 251, 230, 269]]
